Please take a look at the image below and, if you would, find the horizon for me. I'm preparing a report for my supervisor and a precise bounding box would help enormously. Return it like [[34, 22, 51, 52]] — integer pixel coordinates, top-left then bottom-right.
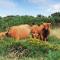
[[0, 11, 58, 17], [0, 0, 60, 17]]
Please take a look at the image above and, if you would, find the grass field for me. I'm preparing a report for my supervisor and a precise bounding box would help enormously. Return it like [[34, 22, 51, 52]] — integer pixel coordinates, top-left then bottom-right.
[[0, 28, 60, 60], [51, 28, 60, 38]]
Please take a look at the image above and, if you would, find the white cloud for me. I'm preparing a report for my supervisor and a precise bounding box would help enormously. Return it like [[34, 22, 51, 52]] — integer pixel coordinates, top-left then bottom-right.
[[0, 0, 60, 17], [0, 0, 26, 17], [51, 4, 60, 11], [28, 0, 60, 16], [0, 0, 17, 9], [46, 4, 60, 15]]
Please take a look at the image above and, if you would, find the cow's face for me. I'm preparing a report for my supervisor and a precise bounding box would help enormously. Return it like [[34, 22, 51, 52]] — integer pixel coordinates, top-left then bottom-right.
[[43, 23, 51, 30], [32, 32, 39, 38]]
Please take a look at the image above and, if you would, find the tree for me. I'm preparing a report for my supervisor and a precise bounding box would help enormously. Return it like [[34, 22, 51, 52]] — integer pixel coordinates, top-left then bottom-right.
[[50, 12, 60, 23]]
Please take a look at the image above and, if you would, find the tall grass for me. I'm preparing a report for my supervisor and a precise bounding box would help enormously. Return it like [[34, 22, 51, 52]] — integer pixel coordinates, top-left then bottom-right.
[[0, 36, 60, 60]]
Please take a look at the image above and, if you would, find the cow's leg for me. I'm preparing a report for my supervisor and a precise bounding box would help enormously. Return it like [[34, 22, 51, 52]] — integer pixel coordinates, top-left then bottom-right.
[[40, 34, 44, 41], [46, 37, 48, 41]]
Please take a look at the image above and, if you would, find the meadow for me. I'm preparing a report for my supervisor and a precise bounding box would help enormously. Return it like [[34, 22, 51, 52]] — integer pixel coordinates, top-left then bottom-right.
[[0, 12, 60, 60], [0, 28, 60, 60]]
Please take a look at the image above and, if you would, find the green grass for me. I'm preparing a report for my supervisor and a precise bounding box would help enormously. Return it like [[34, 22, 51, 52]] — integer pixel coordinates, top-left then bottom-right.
[[0, 36, 60, 60], [48, 36, 60, 44]]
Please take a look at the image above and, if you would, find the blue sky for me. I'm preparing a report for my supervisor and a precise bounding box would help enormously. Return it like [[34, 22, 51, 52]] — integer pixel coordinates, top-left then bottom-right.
[[0, 0, 60, 17]]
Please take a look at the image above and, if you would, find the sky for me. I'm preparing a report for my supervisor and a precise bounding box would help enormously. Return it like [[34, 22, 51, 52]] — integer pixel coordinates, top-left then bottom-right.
[[0, 0, 60, 17]]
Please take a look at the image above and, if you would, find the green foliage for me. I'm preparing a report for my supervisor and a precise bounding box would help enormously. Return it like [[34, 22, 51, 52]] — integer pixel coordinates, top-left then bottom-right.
[[0, 36, 60, 60], [0, 15, 50, 31], [0, 12, 60, 31], [48, 36, 60, 44], [49, 12, 60, 27]]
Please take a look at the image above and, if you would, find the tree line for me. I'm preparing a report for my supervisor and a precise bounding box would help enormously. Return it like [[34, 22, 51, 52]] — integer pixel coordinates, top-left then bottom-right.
[[0, 12, 60, 31]]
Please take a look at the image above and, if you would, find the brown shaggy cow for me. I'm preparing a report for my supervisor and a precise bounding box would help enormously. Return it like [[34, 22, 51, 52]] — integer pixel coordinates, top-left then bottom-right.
[[6, 24, 31, 40], [39, 23, 51, 41], [31, 23, 51, 41]]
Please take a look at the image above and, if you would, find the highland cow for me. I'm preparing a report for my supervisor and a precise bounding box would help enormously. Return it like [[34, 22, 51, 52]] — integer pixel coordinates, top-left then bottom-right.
[[41, 23, 51, 41], [6, 24, 31, 40], [31, 23, 51, 41]]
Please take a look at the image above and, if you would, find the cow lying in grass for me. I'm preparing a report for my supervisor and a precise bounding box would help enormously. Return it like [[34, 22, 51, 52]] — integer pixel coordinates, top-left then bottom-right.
[[6, 24, 31, 40], [31, 23, 51, 41]]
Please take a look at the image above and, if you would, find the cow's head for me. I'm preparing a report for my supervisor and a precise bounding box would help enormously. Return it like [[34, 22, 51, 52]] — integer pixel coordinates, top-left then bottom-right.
[[43, 23, 51, 30]]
